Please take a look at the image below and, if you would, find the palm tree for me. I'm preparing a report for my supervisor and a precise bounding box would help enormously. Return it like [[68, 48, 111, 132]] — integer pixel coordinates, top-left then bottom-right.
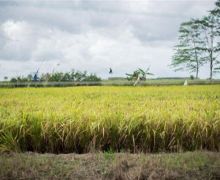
[[126, 67, 153, 86]]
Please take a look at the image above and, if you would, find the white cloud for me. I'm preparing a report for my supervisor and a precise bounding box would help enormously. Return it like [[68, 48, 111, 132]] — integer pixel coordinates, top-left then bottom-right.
[[0, 0, 218, 79], [0, 20, 38, 61]]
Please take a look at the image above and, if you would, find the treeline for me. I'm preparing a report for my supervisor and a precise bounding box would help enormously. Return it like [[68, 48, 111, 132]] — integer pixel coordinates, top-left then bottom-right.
[[172, 0, 220, 79], [10, 70, 101, 82]]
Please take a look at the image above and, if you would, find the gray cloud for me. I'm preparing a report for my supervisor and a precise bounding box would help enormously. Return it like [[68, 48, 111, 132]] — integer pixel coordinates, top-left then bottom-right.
[[0, 0, 217, 79]]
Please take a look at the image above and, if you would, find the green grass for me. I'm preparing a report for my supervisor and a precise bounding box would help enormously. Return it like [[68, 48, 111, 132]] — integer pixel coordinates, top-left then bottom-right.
[[0, 85, 220, 153], [0, 79, 220, 87], [103, 78, 220, 86]]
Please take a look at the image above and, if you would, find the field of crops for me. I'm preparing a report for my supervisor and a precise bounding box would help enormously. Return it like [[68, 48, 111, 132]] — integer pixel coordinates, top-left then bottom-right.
[[0, 86, 220, 153]]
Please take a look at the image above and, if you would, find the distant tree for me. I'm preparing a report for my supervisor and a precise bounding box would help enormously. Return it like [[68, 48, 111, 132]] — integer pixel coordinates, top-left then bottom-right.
[[83, 74, 101, 82], [49, 72, 64, 82], [198, 14, 220, 79], [10, 76, 29, 82], [40, 73, 50, 82], [62, 72, 71, 81], [27, 74, 33, 82], [9, 70, 102, 83], [74, 71, 87, 82], [4, 76, 8, 81], [190, 75, 195, 80], [172, 19, 205, 79], [126, 67, 153, 86], [10, 78, 17, 82]]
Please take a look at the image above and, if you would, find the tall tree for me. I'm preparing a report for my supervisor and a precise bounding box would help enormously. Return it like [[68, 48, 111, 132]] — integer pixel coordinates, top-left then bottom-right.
[[197, 14, 220, 79], [194, 1, 220, 80], [172, 19, 204, 78], [209, 0, 220, 76]]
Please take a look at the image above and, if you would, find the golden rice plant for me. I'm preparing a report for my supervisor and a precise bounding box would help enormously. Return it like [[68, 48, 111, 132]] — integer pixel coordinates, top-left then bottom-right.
[[0, 85, 220, 153]]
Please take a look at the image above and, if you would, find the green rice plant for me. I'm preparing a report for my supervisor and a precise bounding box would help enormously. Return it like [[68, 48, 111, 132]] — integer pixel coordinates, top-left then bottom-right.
[[0, 131, 20, 152], [0, 85, 220, 153]]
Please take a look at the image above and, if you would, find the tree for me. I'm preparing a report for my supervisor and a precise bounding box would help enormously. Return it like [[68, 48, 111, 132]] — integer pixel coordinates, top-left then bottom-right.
[[9, 70, 102, 83], [209, 0, 220, 77], [10, 78, 17, 82], [212, 0, 220, 14], [83, 74, 101, 82], [4, 76, 8, 81], [27, 74, 33, 82], [172, 19, 205, 79], [198, 13, 220, 79], [126, 67, 153, 86]]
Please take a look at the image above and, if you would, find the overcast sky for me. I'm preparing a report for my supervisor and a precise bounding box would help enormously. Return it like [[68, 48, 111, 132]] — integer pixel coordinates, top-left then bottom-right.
[[0, 0, 218, 79]]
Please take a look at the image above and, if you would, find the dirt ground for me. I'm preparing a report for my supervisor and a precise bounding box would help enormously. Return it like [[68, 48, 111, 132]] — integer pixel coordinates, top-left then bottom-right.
[[0, 151, 220, 180]]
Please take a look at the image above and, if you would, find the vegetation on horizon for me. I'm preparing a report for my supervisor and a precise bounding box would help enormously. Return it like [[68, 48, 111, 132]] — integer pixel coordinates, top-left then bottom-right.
[[9, 70, 101, 83]]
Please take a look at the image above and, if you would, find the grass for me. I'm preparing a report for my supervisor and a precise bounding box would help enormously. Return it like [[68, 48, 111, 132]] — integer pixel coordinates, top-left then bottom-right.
[[0, 85, 220, 153], [0, 151, 219, 180], [0, 79, 220, 87]]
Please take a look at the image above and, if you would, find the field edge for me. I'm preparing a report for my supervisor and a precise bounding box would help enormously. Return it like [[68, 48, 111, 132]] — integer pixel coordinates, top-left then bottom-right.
[[0, 151, 219, 180]]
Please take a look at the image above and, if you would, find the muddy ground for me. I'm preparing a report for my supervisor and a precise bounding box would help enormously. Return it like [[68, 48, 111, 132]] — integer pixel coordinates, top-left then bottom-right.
[[0, 151, 220, 180]]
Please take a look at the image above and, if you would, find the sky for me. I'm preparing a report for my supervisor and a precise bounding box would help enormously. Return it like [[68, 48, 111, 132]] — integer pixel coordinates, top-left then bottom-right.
[[0, 0, 218, 79]]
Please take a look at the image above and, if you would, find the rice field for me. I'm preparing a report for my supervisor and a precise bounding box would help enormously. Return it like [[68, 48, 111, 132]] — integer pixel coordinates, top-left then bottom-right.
[[0, 85, 220, 153]]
